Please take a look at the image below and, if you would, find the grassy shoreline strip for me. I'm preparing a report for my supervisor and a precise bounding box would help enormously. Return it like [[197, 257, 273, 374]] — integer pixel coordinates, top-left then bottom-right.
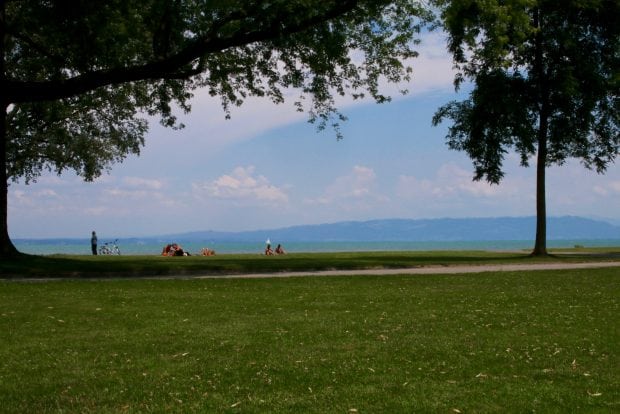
[[2, 248, 620, 278]]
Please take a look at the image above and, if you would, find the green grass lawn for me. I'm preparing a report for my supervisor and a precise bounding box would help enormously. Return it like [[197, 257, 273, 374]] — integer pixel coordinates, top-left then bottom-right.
[[1, 267, 618, 413], [2, 248, 620, 278]]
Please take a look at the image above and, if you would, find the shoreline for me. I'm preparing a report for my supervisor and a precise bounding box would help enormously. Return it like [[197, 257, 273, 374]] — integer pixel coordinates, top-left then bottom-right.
[[12, 238, 620, 256]]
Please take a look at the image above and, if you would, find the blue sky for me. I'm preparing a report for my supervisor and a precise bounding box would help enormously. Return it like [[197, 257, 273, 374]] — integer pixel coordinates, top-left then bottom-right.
[[8, 32, 620, 239]]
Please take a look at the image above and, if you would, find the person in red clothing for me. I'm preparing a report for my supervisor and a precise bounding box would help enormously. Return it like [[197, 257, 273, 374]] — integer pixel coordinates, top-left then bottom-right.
[[162, 243, 189, 256]]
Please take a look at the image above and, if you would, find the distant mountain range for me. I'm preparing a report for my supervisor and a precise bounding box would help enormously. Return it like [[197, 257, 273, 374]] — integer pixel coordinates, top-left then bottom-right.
[[163, 216, 620, 242]]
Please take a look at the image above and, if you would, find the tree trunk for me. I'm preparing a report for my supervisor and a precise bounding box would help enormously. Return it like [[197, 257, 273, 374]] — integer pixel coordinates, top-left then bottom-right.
[[532, 129, 548, 256], [0, 0, 20, 258], [531, 6, 548, 257], [1, 106, 20, 258]]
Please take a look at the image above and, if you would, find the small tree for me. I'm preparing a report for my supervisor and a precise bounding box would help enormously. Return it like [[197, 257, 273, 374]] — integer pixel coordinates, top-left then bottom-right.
[[431, 0, 619, 255], [1, 0, 431, 256]]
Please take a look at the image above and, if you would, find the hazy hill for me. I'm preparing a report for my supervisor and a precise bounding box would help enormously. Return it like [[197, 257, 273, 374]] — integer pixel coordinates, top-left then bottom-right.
[[165, 216, 620, 242]]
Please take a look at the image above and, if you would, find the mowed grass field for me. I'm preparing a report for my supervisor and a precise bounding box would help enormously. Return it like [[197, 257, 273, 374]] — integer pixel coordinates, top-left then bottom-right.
[[1, 266, 618, 413]]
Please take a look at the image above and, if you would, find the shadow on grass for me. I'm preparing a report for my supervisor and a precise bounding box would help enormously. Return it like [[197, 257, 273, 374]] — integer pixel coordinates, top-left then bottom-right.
[[3, 248, 618, 279]]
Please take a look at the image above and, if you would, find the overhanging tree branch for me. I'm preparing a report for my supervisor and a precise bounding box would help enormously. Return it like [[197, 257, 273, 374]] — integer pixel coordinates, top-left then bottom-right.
[[5, 0, 360, 104], [2, 0, 430, 257]]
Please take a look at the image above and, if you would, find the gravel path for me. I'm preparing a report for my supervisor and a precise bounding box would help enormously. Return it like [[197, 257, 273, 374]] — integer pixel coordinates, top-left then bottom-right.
[[193, 261, 620, 279]]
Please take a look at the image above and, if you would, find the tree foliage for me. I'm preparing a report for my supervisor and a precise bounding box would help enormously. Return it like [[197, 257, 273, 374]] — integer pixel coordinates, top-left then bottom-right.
[[431, 0, 619, 255], [3, 0, 430, 183], [1, 0, 431, 255]]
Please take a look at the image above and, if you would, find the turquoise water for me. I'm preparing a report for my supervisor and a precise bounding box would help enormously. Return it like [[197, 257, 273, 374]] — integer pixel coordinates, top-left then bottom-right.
[[13, 238, 620, 256]]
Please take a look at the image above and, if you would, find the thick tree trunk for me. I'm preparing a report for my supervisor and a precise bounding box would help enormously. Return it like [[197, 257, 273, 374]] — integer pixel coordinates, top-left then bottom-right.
[[0, 183, 19, 258], [0, 1, 19, 257], [0, 0, 20, 258], [532, 130, 548, 256], [1, 107, 20, 258]]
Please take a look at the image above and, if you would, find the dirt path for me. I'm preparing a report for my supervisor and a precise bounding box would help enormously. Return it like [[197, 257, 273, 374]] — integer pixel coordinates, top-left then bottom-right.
[[6, 261, 618, 282], [193, 261, 620, 279]]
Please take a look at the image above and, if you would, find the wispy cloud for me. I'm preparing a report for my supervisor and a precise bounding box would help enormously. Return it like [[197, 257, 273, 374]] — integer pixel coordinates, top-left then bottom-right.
[[593, 180, 620, 196], [122, 176, 165, 190], [307, 165, 388, 210], [397, 163, 517, 200], [407, 30, 456, 96], [395, 163, 535, 217]]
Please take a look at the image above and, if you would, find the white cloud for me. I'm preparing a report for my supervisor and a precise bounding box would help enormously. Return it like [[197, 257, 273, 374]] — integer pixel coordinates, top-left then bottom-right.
[[10, 190, 34, 207], [9, 188, 60, 209], [438, 164, 505, 197], [36, 189, 60, 197], [543, 163, 620, 214], [397, 163, 512, 200], [97, 181, 182, 212], [599, 180, 620, 195], [9, 173, 183, 235], [193, 166, 289, 205], [395, 162, 535, 217], [408, 31, 456, 96], [394, 158, 620, 220]]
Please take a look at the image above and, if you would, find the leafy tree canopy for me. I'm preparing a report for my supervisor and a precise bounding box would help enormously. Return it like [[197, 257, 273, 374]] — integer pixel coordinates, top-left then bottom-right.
[[432, 0, 619, 183], [3, 0, 431, 184], [431, 0, 619, 255]]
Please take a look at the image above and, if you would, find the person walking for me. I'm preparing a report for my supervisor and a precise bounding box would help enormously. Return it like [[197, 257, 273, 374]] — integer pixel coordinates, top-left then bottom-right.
[[91, 231, 98, 255]]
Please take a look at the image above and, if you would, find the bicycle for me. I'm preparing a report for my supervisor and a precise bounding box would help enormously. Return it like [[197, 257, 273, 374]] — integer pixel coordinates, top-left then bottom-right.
[[99, 239, 121, 255]]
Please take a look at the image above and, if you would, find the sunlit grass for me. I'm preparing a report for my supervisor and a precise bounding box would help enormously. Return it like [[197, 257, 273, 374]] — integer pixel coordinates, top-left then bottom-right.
[[1, 268, 618, 412]]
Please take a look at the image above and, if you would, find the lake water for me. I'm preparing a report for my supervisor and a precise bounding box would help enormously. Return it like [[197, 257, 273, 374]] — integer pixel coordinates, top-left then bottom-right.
[[13, 238, 620, 256]]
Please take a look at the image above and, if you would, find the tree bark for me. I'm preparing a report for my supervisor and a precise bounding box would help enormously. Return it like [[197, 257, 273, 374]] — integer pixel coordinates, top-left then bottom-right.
[[532, 126, 548, 256], [1, 105, 20, 258], [1, 1, 21, 257], [531, 7, 548, 256]]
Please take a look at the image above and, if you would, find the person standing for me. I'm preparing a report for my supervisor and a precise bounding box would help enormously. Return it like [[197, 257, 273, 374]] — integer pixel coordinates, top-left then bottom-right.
[[91, 231, 98, 255]]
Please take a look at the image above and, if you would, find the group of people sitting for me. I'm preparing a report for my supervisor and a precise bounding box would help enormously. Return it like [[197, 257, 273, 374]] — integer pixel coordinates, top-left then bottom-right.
[[200, 247, 216, 256], [265, 243, 286, 256], [161, 242, 287, 256], [161, 243, 191, 256], [161, 243, 217, 256]]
